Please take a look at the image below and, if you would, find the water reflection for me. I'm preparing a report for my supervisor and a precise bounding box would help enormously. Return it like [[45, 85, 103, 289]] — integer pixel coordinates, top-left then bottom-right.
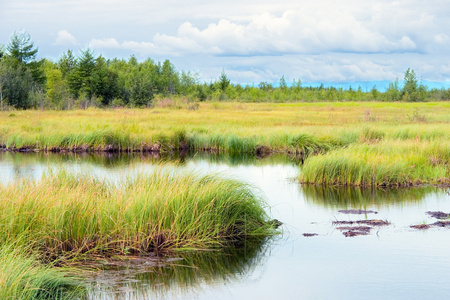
[[2, 151, 449, 300], [301, 184, 439, 209], [84, 239, 270, 300], [0, 150, 296, 168], [0, 151, 298, 185]]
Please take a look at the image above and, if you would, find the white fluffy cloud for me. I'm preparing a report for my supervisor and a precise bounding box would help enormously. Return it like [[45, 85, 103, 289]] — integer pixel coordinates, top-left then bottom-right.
[[90, 38, 121, 49], [89, 2, 448, 58], [3, 0, 449, 84], [53, 30, 78, 46]]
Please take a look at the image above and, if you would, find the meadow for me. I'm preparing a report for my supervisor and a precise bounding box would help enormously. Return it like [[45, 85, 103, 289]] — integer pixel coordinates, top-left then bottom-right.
[[1, 101, 449, 186]]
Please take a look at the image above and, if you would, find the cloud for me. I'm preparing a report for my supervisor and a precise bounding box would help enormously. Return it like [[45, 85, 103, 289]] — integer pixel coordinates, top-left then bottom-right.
[[90, 38, 121, 49], [90, 4, 445, 58], [89, 35, 207, 56], [397, 37, 416, 50], [182, 50, 450, 85], [53, 30, 78, 46], [434, 34, 449, 44], [172, 11, 420, 55], [37, 0, 448, 84]]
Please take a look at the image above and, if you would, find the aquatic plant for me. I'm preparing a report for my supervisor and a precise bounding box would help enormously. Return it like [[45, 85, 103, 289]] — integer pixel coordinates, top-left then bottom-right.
[[300, 140, 450, 187], [0, 241, 81, 299], [0, 170, 278, 260]]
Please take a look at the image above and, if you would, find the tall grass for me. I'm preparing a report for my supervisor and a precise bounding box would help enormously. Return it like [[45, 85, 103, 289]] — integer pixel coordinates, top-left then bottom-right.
[[300, 140, 450, 187], [0, 170, 278, 260], [1, 102, 449, 186], [0, 241, 82, 299], [3, 102, 447, 154]]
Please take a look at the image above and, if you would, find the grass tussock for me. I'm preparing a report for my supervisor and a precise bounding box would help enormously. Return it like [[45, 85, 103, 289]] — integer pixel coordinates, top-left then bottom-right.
[[300, 140, 450, 187], [0, 170, 278, 261]]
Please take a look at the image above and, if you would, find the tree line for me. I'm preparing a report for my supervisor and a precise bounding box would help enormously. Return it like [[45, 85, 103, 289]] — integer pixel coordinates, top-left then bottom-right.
[[0, 32, 449, 110]]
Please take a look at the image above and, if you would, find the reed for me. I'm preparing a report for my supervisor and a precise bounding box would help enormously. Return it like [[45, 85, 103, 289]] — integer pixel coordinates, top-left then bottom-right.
[[0, 170, 278, 260]]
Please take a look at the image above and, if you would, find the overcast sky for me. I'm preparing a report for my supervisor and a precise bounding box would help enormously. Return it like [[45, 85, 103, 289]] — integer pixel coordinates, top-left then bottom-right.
[[1, 0, 450, 86]]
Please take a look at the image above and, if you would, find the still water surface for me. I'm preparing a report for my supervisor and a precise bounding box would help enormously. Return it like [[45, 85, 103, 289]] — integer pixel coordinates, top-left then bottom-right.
[[1, 151, 449, 300]]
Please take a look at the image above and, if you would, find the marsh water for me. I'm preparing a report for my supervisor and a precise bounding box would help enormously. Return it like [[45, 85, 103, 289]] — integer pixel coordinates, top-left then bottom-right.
[[1, 151, 450, 300]]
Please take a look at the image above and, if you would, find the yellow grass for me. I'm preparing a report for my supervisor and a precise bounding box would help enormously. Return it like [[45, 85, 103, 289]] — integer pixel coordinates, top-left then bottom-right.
[[1, 102, 449, 185], [0, 102, 448, 151]]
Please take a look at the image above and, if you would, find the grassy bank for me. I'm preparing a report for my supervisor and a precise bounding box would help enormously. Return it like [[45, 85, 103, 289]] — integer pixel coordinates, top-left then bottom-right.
[[2, 102, 447, 154], [1, 102, 449, 186]]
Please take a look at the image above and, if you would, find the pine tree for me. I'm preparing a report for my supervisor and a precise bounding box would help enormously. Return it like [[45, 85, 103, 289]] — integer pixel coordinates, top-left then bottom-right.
[[7, 31, 38, 63], [402, 68, 425, 101], [218, 70, 230, 92], [0, 32, 44, 108]]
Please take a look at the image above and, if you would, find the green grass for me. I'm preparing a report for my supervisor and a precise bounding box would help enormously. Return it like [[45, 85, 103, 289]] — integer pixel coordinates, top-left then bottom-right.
[[0, 170, 278, 259], [0, 241, 82, 300], [0, 170, 278, 298], [4, 102, 448, 153], [300, 140, 450, 187], [1, 102, 449, 186], [0, 101, 448, 297]]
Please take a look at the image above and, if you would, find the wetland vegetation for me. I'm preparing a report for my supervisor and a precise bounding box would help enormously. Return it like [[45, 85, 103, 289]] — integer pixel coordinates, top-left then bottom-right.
[[1, 102, 449, 187], [0, 242, 82, 300], [1, 170, 277, 256], [0, 170, 278, 298], [1, 150, 449, 299], [1, 31, 450, 299]]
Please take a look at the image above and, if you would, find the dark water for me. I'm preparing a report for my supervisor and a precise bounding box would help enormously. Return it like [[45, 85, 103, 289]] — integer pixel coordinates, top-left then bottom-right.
[[1, 151, 450, 300]]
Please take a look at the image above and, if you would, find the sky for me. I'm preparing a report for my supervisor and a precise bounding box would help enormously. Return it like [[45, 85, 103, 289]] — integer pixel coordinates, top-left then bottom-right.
[[1, 0, 450, 87]]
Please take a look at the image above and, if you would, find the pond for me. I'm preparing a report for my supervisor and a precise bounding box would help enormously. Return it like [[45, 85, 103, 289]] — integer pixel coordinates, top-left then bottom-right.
[[1, 151, 450, 299]]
